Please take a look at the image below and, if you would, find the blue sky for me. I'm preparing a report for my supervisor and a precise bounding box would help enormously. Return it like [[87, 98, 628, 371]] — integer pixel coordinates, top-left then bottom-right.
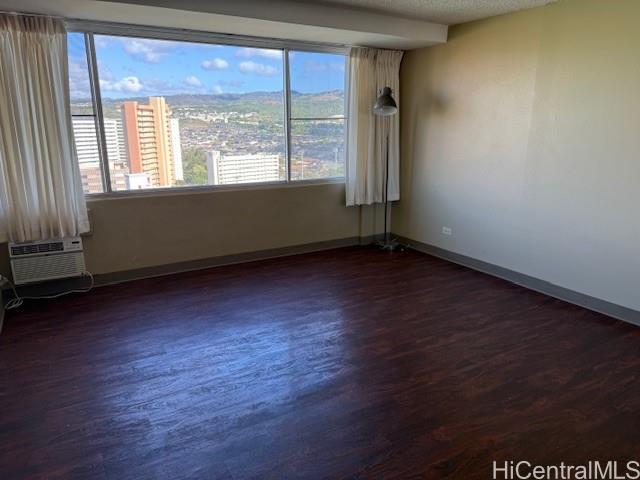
[[68, 33, 345, 100]]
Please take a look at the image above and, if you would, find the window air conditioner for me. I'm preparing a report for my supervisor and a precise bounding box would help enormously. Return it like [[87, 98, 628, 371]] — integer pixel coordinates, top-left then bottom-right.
[[8, 237, 86, 285]]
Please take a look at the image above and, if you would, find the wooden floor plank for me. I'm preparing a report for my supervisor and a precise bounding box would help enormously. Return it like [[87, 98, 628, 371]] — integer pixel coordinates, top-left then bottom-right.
[[1, 246, 639, 479]]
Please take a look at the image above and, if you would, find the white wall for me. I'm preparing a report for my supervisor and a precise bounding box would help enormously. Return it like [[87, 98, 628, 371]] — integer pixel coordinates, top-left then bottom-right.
[[395, 0, 640, 311]]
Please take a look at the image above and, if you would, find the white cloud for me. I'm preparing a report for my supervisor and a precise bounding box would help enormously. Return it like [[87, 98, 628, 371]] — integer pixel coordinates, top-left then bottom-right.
[[236, 48, 282, 60], [238, 61, 278, 77], [184, 75, 202, 87], [201, 58, 229, 70], [68, 59, 91, 100], [100, 76, 144, 93], [211, 85, 223, 94], [94, 36, 113, 49], [97, 61, 115, 82], [121, 38, 175, 63]]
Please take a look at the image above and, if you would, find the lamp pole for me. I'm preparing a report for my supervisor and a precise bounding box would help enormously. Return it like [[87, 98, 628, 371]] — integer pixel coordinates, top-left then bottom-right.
[[383, 129, 390, 245], [373, 87, 401, 251]]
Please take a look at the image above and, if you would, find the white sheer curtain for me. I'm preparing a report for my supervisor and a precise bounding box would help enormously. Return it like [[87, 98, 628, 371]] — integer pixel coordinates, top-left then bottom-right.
[[0, 14, 89, 243], [346, 47, 404, 206]]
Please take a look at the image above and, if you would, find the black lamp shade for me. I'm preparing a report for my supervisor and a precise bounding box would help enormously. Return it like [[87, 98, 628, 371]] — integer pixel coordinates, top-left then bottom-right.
[[373, 87, 397, 116]]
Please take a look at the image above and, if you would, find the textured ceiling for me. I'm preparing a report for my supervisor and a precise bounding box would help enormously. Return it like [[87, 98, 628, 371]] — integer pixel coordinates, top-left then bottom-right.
[[293, 0, 557, 25]]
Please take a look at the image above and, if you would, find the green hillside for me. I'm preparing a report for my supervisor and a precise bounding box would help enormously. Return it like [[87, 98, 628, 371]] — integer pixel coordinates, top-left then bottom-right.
[[94, 90, 345, 119]]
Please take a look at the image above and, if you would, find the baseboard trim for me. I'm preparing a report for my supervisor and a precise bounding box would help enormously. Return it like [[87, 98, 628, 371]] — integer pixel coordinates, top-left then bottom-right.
[[396, 235, 640, 328], [95, 235, 374, 287], [1, 236, 375, 301]]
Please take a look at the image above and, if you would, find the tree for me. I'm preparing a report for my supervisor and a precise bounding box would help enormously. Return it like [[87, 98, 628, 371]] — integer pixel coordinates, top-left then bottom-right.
[[182, 147, 208, 185]]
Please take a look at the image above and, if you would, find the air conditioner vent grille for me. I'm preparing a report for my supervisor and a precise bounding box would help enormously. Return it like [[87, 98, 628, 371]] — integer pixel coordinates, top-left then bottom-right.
[[11, 253, 85, 285], [11, 242, 64, 256]]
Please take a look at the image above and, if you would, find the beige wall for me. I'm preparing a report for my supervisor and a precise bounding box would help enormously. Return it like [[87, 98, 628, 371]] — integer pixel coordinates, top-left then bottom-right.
[[0, 183, 382, 278], [395, 0, 640, 311]]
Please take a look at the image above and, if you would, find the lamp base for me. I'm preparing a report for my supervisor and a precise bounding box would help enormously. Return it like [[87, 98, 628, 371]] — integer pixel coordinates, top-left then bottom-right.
[[376, 237, 404, 252]]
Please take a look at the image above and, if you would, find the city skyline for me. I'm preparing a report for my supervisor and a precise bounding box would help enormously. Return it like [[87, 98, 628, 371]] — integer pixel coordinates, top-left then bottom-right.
[[72, 93, 345, 194]]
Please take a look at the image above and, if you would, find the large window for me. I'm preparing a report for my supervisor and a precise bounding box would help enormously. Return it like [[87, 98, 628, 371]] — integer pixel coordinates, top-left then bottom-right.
[[67, 28, 347, 194]]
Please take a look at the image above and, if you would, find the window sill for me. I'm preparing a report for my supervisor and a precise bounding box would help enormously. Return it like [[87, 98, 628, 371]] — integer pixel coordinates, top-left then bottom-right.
[[85, 177, 346, 202]]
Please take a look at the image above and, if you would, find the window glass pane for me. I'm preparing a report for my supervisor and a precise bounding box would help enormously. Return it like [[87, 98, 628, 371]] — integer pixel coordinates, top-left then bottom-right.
[[289, 51, 345, 119], [93, 35, 286, 191], [72, 117, 104, 194], [290, 119, 345, 180], [288, 51, 346, 180], [68, 32, 104, 194], [67, 33, 93, 115]]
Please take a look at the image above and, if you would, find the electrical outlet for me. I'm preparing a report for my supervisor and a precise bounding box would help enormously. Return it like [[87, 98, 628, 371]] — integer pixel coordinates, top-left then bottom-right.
[[442, 226, 452, 236]]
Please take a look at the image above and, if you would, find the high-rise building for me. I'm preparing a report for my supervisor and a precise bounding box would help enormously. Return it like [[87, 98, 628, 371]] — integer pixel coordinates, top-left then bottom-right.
[[73, 118, 126, 165], [169, 118, 184, 182], [72, 117, 128, 193], [104, 118, 126, 166], [206, 150, 281, 185], [121, 97, 176, 188]]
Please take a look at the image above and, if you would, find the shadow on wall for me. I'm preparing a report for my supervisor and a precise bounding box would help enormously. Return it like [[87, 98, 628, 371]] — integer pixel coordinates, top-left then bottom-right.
[[397, 56, 451, 234]]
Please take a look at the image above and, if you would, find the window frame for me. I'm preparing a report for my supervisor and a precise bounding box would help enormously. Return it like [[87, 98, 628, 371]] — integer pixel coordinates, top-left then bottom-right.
[[65, 20, 350, 198]]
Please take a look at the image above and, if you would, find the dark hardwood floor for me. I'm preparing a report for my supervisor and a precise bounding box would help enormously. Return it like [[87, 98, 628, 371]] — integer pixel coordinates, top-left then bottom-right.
[[1, 246, 639, 479]]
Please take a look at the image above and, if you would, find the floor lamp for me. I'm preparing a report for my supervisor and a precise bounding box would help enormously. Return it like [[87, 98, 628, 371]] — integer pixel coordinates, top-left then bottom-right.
[[373, 87, 401, 251]]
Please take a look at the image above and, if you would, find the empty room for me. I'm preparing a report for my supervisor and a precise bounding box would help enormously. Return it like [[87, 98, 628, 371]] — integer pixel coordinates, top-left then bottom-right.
[[1, 0, 640, 478]]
